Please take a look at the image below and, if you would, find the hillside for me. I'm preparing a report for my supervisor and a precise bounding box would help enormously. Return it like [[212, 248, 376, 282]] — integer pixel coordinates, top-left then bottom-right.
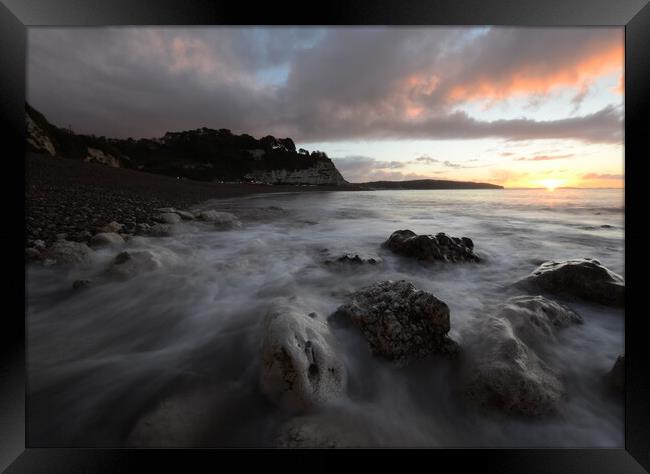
[[25, 103, 347, 186]]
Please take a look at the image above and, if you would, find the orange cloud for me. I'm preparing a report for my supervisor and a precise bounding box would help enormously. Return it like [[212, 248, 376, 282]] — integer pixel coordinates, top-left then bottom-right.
[[447, 42, 623, 103]]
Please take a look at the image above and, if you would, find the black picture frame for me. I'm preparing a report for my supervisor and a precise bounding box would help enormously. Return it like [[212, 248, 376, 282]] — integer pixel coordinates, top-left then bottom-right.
[[1, 0, 648, 471]]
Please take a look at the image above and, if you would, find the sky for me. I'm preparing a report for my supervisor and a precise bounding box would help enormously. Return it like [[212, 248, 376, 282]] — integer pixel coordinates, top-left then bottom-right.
[[27, 27, 624, 188]]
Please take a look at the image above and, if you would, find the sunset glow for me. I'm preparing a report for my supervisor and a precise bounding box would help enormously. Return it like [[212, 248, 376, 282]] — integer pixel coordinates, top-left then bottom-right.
[[27, 27, 624, 188]]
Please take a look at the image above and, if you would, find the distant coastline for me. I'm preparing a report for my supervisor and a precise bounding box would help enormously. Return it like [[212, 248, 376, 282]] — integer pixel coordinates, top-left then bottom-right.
[[356, 179, 503, 190]]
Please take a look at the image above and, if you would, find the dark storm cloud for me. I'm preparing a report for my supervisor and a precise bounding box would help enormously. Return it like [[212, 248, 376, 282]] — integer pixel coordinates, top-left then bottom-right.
[[27, 27, 623, 143]]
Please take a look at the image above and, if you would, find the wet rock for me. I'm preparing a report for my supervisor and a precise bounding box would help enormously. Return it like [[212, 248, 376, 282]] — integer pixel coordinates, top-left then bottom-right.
[[174, 210, 195, 220], [605, 354, 624, 394], [33, 239, 46, 249], [41, 240, 94, 266], [153, 212, 182, 225], [148, 223, 176, 237], [518, 258, 624, 307], [72, 279, 91, 290], [333, 280, 459, 363], [495, 295, 582, 354], [383, 230, 480, 263], [107, 247, 179, 280], [323, 252, 383, 266], [197, 210, 241, 230], [98, 221, 124, 233], [89, 232, 125, 248], [260, 299, 347, 412], [462, 316, 564, 417]]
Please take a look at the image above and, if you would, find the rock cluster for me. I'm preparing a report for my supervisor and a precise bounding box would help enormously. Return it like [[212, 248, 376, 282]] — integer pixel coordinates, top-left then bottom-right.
[[384, 230, 480, 263]]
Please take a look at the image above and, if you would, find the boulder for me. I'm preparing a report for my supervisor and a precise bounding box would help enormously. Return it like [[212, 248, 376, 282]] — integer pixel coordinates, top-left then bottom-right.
[[323, 252, 383, 266], [518, 258, 624, 307], [605, 354, 624, 394], [41, 240, 94, 266], [154, 208, 194, 220], [107, 247, 179, 280], [462, 316, 564, 417], [494, 295, 582, 353], [153, 212, 182, 225], [260, 299, 347, 412], [89, 232, 125, 248], [196, 210, 241, 230], [333, 280, 459, 363], [148, 224, 176, 237], [384, 230, 480, 263], [98, 221, 123, 233]]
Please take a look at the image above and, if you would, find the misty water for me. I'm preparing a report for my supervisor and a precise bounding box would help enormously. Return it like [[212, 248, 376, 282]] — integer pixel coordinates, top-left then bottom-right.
[[26, 188, 625, 447]]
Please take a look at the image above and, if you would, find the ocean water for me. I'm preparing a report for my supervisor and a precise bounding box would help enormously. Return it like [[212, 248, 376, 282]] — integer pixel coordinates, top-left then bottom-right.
[[26, 188, 625, 447]]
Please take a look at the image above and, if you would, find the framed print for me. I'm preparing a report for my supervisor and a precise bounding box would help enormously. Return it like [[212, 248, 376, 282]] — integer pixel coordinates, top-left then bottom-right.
[[1, 0, 649, 472]]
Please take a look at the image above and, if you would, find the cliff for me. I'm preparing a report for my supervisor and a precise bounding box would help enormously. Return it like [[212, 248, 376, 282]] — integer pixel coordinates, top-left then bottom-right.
[[25, 103, 348, 186]]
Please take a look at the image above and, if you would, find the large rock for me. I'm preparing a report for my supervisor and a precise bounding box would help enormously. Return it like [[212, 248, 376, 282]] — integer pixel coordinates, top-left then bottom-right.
[[259, 299, 347, 412], [42, 240, 94, 266], [98, 221, 124, 233], [384, 230, 480, 263], [153, 212, 181, 225], [107, 247, 179, 280], [321, 251, 383, 266], [196, 210, 241, 230], [333, 280, 459, 363], [147, 223, 176, 237], [519, 258, 624, 307], [462, 316, 564, 417], [89, 232, 125, 248], [494, 295, 582, 353]]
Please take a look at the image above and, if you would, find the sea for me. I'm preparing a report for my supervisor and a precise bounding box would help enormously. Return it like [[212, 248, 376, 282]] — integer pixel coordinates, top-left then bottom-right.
[[26, 188, 625, 447]]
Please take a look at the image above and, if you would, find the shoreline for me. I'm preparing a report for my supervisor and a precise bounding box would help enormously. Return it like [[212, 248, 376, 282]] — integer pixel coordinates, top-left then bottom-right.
[[25, 153, 362, 247]]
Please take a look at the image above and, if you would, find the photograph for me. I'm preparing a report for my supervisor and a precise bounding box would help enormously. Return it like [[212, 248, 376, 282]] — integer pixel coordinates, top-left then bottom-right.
[[23, 25, 626, 449]]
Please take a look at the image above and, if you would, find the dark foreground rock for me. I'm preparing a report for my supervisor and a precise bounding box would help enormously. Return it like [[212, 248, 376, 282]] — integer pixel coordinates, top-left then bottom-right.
[[259, 298, 347, 412], [333, 280, 459, 363], [518, 258, 624, 307], [462, 315, 564, 417], [321, 251, 383, 266], [384, 230, 480, 263]]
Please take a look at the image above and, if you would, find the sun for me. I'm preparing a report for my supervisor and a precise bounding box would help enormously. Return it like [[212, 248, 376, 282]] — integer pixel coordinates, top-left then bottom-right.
[[539, 178, 564, 191]]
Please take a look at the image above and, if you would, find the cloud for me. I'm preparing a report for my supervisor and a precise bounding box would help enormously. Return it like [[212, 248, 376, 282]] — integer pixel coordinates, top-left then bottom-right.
[[442, 160, 462, 168], [515, 154, 574, 161], [444, 28, 623, 103], [415, 155, 439, 164], [27, 27, 623, 144], [582, 173, 624, 180]]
